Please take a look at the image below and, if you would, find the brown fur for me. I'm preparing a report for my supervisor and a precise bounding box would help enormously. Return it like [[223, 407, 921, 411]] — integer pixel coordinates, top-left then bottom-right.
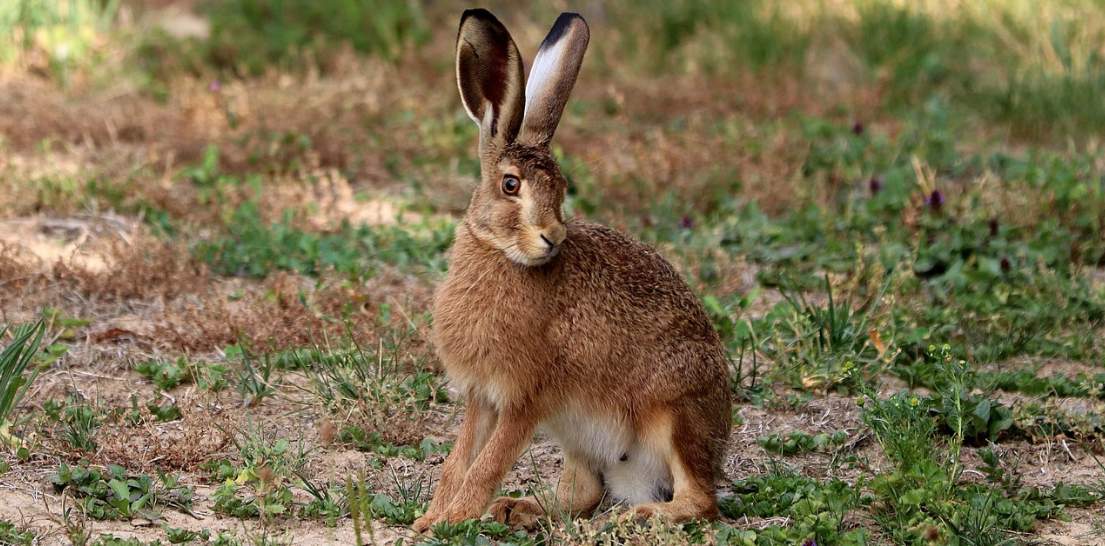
[[413, 10, 730, 532]]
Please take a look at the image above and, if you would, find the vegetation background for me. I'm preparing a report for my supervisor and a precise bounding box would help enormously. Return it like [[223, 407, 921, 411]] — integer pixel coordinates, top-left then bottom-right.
[[0, 0, 1103, 544]]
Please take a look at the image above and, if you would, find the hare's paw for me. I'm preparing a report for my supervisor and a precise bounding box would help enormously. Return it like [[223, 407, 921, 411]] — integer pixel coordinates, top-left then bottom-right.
[[489, 496, 544, 528], [441, 500, 486, 525], [631, 502, 662, 521], [412, 512, 440, 533]]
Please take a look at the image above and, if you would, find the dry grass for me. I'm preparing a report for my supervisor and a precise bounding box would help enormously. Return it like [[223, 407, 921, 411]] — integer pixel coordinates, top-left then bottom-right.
[[68, 398, 233, 472], [52, 236, 209, 301]]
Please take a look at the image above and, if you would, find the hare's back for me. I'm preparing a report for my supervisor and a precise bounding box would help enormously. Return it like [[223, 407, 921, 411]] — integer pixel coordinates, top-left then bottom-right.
[[553, 222, 726, 383], [559, 221, 711, 326]]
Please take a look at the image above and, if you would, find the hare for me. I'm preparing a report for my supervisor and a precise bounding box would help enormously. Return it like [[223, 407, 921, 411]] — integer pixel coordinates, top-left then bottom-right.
[[411, 9, 731, 532]]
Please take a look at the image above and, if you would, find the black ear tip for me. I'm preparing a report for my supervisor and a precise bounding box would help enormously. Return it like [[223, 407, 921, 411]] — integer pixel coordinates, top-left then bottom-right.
[[461, 8, 497, 24], [541, 12, 587, 48], [557, 12, 588, 28]]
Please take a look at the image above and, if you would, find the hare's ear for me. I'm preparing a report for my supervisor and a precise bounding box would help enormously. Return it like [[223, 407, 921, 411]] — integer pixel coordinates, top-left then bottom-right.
[[518, 13, 589, 148], [456, 9, 525, 149]]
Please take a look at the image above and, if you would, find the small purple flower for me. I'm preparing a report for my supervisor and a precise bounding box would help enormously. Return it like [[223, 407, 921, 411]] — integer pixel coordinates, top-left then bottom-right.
[[209, 79, 222, 93], [851, 121, 864, 135], [868, 176, 883, 195], [989, 218, 999, 237], [927, 189, 944, 211], [1001, 257, 1011, 272], [680, 215, 694, 230], [803, 540, 818, 546]]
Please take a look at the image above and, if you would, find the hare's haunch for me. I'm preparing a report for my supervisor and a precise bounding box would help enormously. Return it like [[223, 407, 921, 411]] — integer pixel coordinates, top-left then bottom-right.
[[412, 9, 731, 532]]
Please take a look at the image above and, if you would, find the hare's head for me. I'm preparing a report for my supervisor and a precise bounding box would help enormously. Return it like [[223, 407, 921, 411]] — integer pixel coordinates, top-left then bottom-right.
[[455, 9, 589, 267]]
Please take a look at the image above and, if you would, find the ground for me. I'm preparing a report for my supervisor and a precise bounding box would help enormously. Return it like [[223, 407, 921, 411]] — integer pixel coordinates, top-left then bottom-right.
[[1, 1, 1104, 545]]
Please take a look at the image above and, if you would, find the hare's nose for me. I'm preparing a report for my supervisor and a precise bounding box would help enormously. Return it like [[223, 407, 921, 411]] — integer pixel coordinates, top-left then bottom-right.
[[543, 224, 567, 246], [540, 233, 556, 250]]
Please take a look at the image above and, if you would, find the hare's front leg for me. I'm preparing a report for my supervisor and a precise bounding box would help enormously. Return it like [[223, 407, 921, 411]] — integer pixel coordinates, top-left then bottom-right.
[[440, 407, 538, 524], [413, 393, 498, 532]]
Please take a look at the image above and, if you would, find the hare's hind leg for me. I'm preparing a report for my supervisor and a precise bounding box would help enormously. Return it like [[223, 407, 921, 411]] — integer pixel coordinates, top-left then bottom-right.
[[630, 410, 720, 521], [490, 452, 604, 528]]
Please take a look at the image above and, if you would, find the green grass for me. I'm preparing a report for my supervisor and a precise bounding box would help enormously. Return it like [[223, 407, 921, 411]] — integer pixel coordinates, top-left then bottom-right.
[[202, 0, 428, 75], [298, 477, 348, 526], [0, 320, 45, 449], [195, 201, 453, 279], [862, 373, 1100, 545], [691, 108, 1105, 372], [979, 369, 1105, 399], [755, 273, 894, 393]]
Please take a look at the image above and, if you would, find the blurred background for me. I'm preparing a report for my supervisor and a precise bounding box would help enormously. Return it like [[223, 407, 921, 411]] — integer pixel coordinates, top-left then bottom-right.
[[3, 0, 1102, 344], [0, 2, 1103, 544]]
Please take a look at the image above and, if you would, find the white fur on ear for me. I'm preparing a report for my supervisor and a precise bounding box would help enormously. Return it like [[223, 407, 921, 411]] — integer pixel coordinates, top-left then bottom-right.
[[525, 32, 570, 118], [519, 13, 589, 147]]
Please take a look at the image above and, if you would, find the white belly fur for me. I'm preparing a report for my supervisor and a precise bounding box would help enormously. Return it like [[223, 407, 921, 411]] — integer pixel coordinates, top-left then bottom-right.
[[541, 408, 672, 505]]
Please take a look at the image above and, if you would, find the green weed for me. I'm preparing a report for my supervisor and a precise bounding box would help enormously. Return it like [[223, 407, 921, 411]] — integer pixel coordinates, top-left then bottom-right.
[[748, 274, 894, 393], [42, 397, 101, 453], [419, 519, 532, 546], [758, 430, 849, 456], [51, 463, 193, 521], [0, 519, 34, 546], [232, 425, 308, 481], [91, 535, 164, 546], [347, 476, 429, 544], [135, 358, 190, 391], [336, 426, 449, 461], [235, 347, 278, 407], [210, 426, 306, 520], [297, 475, 348, 526], [163, 526, 210, 544], [298, 341, 448, 456], [718, 468, 868, 545], [980, 369, 1105, 399], [211, 480, 293, 520]]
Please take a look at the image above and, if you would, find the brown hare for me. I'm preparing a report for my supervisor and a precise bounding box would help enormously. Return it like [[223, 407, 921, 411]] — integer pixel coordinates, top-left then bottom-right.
[[411, 9, 731, 532]]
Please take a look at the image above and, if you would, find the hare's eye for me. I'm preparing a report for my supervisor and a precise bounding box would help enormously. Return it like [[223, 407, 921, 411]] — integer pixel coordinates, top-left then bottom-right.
[[501, 175, 521, 196]]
